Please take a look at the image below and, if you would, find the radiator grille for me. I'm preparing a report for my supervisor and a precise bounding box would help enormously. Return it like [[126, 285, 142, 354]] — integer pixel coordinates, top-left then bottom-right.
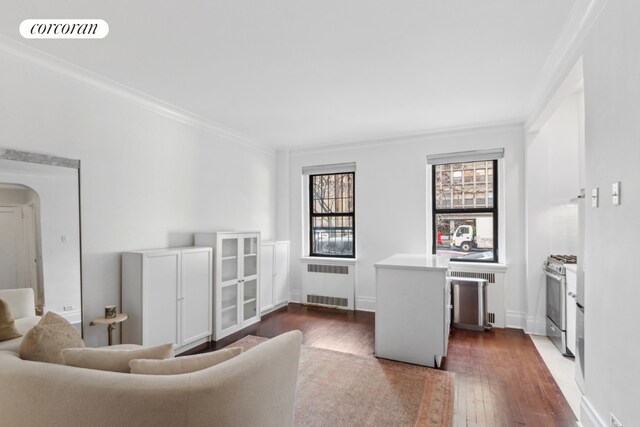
[[449, 271, 495, 284], [307, 294, 349, 307], [307, 264, 349, 274], [488, 312, 496, 323]]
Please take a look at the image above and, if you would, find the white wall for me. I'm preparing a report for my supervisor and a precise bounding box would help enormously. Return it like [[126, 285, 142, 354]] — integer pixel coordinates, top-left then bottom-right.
[[579, 1, 640, 424], [283, 125, 526, 317], [0, 49, 276, 347], [524, 91, 583, 333]]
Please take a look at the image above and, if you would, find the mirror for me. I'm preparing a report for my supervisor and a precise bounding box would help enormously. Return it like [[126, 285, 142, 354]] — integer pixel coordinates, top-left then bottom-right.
[[0, 148, 82, 334]]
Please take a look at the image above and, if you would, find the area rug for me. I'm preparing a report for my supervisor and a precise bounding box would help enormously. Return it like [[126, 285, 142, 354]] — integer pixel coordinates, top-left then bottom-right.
[[229, 335, 454, 427]]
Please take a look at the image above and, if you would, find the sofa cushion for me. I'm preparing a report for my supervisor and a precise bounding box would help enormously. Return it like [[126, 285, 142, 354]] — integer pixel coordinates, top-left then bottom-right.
[[0, 316, 41, 353], [19, 311, 85, 364], [61, 343, 174, 373], [130, 346, 243, 375], [0, 299, 22, 342]]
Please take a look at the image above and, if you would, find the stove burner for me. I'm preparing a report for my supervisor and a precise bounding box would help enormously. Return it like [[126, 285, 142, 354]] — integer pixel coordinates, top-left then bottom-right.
[[549, 255, 577, 264]]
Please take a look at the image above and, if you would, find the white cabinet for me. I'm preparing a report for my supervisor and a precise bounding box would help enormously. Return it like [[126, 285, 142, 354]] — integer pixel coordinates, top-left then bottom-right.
[[122, 247, 212, 354], [195, 232, 261, 340], [260, 241, 290, 314], [374, 254, 450, 368]]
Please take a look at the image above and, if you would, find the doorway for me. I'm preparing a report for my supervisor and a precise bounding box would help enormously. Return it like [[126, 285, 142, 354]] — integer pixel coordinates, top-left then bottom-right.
[[0, 184, 43, 310]]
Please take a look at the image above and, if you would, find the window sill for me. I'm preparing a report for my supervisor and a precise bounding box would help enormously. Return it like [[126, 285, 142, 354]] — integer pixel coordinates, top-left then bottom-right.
[[299, 257, 358, 265], [448, 261, 508, 272]]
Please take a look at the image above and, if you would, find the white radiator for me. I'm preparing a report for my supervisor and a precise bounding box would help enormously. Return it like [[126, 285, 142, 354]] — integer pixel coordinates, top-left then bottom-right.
[[300, 259, 355, 310], [448, 267, 506, 327]]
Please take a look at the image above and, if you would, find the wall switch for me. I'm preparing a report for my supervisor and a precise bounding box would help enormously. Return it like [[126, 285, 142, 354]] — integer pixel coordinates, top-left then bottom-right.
[[60, 235, 68, 243], [610, 412, 622, 427], [64, 305, 74, 311], [591, 188, 599, 208], [612, 182, 620, 206]]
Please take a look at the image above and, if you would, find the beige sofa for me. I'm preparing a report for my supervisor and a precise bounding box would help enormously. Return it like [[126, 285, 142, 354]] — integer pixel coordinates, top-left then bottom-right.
[[0, 289, 302, 427], [0, 288, 40, 353]]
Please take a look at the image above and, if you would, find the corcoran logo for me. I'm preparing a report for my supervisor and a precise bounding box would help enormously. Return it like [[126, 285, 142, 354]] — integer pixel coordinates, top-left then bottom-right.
[[19, 19, 109, 39]]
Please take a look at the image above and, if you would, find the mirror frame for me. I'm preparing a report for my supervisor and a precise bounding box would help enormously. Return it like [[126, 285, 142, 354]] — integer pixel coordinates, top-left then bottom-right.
[[0, 147, 83, 336]]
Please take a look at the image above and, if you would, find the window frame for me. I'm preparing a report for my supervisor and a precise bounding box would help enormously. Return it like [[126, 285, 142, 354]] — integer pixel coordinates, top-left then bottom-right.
[[308, 172, 356, 258], [431, 159, 498, 263]]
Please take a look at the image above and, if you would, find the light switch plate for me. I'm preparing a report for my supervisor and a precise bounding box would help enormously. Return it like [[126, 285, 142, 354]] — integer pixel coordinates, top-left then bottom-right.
[[612, 182, 620, 206], [591, 188, 599, 208]]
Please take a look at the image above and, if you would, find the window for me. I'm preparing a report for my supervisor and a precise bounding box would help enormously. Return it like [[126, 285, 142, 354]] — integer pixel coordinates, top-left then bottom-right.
[[432, 160, 498, 262], [309, 172, 355, 257]]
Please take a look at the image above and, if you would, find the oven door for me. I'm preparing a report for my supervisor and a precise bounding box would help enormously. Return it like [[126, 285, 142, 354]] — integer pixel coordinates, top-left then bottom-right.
[[545, 269, 566, 330]]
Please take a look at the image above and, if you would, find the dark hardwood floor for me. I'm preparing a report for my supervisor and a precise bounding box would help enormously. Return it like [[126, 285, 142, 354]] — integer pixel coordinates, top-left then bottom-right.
[[199, 303, 577, 427]]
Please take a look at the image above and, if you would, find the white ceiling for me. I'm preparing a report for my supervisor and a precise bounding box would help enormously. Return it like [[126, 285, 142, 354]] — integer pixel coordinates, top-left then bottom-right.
[[0, 1, 577, 149]]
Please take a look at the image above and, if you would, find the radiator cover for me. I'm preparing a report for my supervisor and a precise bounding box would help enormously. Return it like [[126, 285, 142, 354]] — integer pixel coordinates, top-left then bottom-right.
[[449, 269, 506, 327], [301, 260, 355, 310]]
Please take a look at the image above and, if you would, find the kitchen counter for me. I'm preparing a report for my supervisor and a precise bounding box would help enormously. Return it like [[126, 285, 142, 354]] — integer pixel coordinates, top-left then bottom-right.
[[374, 253, 450, 367], [374, 254, 450, 271], [564, 264, 578, 273]]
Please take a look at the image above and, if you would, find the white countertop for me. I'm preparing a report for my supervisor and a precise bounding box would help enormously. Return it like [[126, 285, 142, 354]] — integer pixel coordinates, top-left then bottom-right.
[[374, 254, 450, 271]]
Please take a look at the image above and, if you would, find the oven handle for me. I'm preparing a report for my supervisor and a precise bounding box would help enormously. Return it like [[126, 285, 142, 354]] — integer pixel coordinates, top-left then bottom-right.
[[543, 269, 564, 282]]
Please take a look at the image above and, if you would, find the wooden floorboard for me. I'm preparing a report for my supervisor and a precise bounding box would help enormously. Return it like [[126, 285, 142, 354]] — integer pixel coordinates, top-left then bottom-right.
[[199, 303, 577, 426]]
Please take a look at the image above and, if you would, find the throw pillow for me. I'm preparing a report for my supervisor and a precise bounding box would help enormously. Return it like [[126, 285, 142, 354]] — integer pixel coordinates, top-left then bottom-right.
[[19, 311, 85, 364], [130, 346, 243, 375], [0, 299, 22, 341], [61, 343, 174, 373]]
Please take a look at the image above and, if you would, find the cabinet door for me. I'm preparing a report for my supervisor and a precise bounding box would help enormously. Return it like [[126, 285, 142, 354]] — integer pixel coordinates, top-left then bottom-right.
[[260, 243, 275, 312], [443, 280, 451, 356], [274, 241, 289, 305], [241, 235, 259, 323], [218, 235, 241, 335], [181, 248, 212, 345], [145, 252, 180, 346]]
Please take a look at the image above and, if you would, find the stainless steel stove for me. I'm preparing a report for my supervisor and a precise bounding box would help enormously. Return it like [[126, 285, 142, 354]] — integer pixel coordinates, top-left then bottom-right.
[[544, 255, 576, 356]]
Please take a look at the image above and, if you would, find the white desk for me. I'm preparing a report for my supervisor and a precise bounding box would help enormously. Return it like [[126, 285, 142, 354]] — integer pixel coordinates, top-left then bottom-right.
[[374, 254, 450, 367]]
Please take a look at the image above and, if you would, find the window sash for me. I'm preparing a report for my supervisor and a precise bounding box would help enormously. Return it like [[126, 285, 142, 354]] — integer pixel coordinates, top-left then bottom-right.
[[309, 172, 355, 258], [432, 160, 498, 263]]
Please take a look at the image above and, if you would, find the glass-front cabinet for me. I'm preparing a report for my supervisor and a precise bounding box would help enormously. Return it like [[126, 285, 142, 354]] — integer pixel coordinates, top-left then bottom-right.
[[195, 232, 261, 340]]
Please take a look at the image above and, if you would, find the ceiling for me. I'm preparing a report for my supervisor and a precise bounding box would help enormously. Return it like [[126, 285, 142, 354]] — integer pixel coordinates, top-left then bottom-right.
[[0, 1, 577, 149]]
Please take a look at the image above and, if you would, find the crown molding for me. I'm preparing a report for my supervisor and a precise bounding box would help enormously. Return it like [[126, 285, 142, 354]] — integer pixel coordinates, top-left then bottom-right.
[[288, 121, 524, 156], [0, 35, 273, 154], [526, 0, 609, 130]]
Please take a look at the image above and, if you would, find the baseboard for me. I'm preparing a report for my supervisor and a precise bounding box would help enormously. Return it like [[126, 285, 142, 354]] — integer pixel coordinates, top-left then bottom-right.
[[289, 290, 302, 303], [505, 310, 526, 330], [355, 296, 376, 312], [261, 301, 288, 316], [525, 315, 546, 335], [581, 395, 606, 427]]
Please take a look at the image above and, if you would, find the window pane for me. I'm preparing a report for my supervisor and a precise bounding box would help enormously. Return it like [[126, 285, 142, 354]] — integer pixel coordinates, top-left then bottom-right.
[[435, 161, 494, 209], [434, 213, 494, 261], [311, 216, 354, 256], [311, 173, 353, 214], [310, 172, 354, 257]]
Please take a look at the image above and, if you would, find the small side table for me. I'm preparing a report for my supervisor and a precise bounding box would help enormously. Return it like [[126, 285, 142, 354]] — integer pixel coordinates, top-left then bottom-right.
[[90, 313, 128, 346]]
